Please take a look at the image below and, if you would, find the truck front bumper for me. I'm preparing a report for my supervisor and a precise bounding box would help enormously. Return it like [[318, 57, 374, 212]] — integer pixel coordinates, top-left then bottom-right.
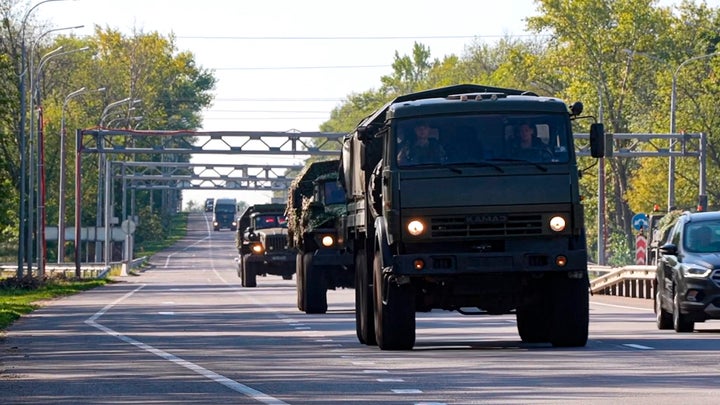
[[391, 250, 587, 276]]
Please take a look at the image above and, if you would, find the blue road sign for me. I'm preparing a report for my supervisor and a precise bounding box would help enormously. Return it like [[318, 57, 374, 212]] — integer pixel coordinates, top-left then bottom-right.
[[632, 213, 648, 231]]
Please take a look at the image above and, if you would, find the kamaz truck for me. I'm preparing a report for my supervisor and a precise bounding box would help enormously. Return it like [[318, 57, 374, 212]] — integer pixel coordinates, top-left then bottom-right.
[[212, 198, 237, 231], [287, 159, 353, 314], [339, 84, 605, 350], [236, 203, 295, 287]]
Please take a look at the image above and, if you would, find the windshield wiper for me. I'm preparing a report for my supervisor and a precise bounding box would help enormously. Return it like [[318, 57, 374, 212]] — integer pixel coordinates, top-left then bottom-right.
[[445, 161, 504, 173], [487, 158, 548, 172]]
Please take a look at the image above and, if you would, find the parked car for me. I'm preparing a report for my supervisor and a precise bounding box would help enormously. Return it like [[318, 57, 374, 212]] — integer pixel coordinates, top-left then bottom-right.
[[655, 211, 720, 332]]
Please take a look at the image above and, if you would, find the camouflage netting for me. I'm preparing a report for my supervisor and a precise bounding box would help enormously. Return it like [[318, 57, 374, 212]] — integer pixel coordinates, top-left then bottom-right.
[[657, 209, 684, 236], [287, 159, 340, 248]]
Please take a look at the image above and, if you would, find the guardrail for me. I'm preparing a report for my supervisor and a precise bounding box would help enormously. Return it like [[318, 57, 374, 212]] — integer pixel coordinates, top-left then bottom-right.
[[0, 256, 147, 280], [589, 265, 656, 299]]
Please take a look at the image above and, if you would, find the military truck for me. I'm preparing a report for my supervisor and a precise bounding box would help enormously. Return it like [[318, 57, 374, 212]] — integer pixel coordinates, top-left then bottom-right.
[[287, 159, 353, 314], [236, 203, 295, 287], [339, 84, 605, 350], [212, 198, 237, 231]]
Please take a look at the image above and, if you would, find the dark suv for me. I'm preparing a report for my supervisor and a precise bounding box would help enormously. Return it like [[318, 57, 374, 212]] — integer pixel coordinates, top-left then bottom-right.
[[655, 211, 720, 332]]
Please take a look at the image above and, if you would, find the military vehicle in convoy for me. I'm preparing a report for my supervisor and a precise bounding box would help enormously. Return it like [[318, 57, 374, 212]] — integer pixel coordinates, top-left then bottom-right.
[[212, 198, 237, 231], [236, 203, 295, 287], [339, 84, 605, 350], [287, 159, 353, 314]]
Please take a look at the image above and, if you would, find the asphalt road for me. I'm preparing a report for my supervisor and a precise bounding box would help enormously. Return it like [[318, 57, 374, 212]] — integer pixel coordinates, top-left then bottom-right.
[[2, 212, 720, 404]]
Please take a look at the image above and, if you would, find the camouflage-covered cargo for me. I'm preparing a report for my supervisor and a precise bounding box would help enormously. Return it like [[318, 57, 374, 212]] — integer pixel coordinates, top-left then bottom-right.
[[235, 203, 295, 287], [286, 159, 353, 314]]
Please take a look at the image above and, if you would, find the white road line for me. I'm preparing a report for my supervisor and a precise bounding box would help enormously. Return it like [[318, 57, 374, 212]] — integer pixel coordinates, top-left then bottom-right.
[[591, 301, 653, 312], [85, 286, 288, 404], [623, 343, 654, 350], [377, 378, 404, 382]]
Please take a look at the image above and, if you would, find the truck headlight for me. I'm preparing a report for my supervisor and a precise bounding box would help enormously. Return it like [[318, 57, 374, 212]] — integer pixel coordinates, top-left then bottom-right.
[[322, 235, 335, 247], [549, 216, 566, 232], [683, 266, 711, 278], [251, 243, 264, 254], [407, 219, 425, 236]]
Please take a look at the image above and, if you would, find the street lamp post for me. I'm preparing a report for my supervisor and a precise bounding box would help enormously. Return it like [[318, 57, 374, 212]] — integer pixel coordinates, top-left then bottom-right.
[[16, 0, 67, 278], [32, 46, 89, 275], [58, 87, 105, 263], [669, 51, 720, 211]]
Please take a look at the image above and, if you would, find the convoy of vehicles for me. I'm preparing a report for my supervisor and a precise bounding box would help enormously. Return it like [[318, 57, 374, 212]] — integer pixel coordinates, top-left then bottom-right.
[[213, 198, 238, 231], [287, 159, 353, 314], [337, 84, 604, 350], [236, 203, 296, 287], [655, 211, 720, 332]]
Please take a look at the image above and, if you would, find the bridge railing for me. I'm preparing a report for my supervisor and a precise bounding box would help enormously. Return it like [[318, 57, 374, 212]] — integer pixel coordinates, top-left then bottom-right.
[[589, 265, 656, 299]]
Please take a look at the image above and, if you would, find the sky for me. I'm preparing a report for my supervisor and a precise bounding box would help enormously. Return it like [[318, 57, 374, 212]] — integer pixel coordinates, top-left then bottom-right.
[[31, 0, 718, 207]]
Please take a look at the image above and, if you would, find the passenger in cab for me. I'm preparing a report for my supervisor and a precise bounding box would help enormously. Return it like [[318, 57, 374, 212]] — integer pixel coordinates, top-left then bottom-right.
[[397, 121, 447, 165]]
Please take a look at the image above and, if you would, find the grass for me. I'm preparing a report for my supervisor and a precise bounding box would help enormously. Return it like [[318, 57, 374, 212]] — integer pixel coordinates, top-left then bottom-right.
[[0, 276, 108, 331], [1, 213, 189, 332], [134, 212, 189, 257]]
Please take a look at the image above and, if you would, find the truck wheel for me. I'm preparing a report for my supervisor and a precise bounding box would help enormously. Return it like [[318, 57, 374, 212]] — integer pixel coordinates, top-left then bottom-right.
[[296, 253, 305, 311], [549, 274, 588, 347], [373, 249, 415, 350], [673, 289, 694, 332], [516, 302, 550, 343], [355, 248, 376, 345], [304, 253, 328, 314], [655, 289, 672, 330], [241, 257, 257, 288]]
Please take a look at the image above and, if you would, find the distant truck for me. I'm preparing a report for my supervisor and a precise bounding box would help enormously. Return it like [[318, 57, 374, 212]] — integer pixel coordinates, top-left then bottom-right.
[[287, 159, 353, 314], [236, 203, 296, 287], [212, 198, 237, 231], [339, 84, 605, 350], [204, 198, 214, 213]]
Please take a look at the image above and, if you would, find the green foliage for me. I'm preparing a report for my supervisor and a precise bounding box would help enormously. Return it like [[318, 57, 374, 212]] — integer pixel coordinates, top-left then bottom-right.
[[607, 230, 635, 267], [0, 275, 107, 331], [134, 211, 187, 257]]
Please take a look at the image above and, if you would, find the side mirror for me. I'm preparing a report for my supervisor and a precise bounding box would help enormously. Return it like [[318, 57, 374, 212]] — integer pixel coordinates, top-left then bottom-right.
[[659, 243, 678, 256], [589, 123, 605, 158]]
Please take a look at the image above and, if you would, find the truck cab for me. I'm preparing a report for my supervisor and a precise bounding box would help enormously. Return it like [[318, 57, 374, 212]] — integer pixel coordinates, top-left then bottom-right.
[[236, 203, 295, 287]]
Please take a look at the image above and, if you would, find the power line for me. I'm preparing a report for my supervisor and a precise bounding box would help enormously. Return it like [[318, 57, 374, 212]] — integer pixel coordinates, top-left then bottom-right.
[[213, 64, 390, 70], [178, 34, 545, 40]]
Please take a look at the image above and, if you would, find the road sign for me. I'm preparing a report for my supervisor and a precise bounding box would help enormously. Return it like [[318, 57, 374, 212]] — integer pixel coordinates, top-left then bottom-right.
[[635, 234, 647, 265], [632, 213, 648, 231]]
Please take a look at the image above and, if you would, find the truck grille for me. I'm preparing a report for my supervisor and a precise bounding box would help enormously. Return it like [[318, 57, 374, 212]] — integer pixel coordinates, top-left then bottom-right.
[[264, 234, 289, 252], [431, 214, 543, 238]]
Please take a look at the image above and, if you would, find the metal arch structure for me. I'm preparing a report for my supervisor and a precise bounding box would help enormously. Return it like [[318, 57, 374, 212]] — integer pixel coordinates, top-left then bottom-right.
[[78, 128, 346, 155], [574, 132, 707, 210], [114, 162, 304, 191], [73, 128, 346, 274]]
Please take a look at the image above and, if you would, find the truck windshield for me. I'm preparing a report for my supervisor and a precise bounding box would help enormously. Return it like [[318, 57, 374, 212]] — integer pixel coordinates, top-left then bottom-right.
[[214, 205, 236, 213], [323, 181, 345, 205], [254, 215, 288, 229], [394, 114, 571, 167]]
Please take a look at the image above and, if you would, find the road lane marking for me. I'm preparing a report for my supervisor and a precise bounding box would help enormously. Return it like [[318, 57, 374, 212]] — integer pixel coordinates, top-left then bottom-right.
[[590, 301, 653, 312], [623, 343, 654, 350], [85, 284, 289, 405], [377, 378, 404, 382]]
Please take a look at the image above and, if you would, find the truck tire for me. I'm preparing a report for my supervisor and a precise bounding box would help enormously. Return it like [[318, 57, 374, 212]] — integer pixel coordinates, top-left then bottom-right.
[[655, 289, 672, 330], [296, 253, 305, 311], [304, 253, 328, 314], [549, 274, 588, 347], [355, 248, 376, 345], [373, 249, 415, 350], [241, 257, 257, 288], [673, 289, 694, 332], [516, 301, 550, 343]]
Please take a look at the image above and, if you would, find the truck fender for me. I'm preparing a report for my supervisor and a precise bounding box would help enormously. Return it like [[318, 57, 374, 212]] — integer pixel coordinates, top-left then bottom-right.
[[373, 216, 393, 271]]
